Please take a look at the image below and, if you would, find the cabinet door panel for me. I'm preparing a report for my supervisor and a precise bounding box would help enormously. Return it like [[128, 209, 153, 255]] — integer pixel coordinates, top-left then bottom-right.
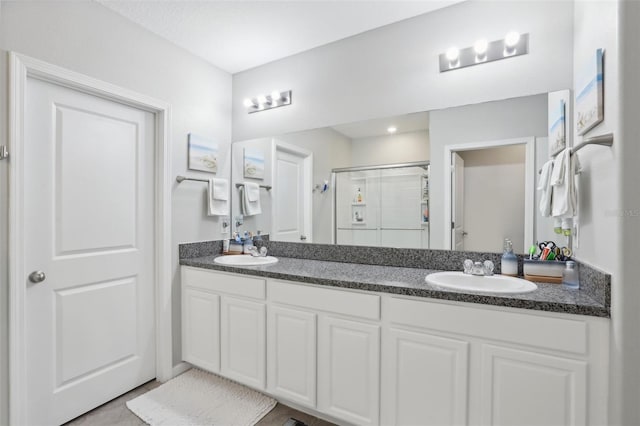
[[383, 328, 469, 426], [221, 297, 266, 389], [318, 316, 380, 425], [267, 306, 317, 407], [182, 288, 220, 372], [481, 345, 587, 426]]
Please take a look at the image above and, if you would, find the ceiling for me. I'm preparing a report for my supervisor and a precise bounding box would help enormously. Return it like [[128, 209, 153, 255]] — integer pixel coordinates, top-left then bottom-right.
[[332, 111, 430, 140], [97, 0, 465, 74]]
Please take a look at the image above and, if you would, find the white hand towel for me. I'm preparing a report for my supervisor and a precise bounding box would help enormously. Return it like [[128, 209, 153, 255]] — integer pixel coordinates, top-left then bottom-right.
[[537, 159, 554, 217], [207, 178, 229, 216], [241, 182, 262, 216], [551, 149, 579, 218], [550, 149, 567, 186]]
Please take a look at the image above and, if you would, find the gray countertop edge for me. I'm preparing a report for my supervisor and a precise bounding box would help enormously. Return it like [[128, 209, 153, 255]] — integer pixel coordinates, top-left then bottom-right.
[[180, 256, 609, 318]]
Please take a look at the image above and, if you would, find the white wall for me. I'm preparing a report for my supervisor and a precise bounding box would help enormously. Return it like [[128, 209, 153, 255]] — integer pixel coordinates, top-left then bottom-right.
[[459, 145, 526, 252], [350, 130, 430, 167], [0, 2, 232, 415], [429, 94, 548, 250], [232, 0, 573, 141]]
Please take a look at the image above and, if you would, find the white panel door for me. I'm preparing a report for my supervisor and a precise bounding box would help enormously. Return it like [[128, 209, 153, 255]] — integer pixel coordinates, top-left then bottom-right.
[[318, 316, 380, 425], [24, 77, 155, 425], [221, 296, 267, 389], [273, 147, 310, 242], [382, 328, 469, 426], [480, 345, 587, 426], [452, 153, 465, 250], [267, 305, 317, 407], [182, 288, 220, 373]]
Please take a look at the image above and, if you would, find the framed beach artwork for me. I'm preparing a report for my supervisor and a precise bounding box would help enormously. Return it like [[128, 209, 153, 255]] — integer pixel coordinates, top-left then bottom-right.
[[188, 133, 218, 173], [575, 48, 604, 136], [244, 147, 265, 179]]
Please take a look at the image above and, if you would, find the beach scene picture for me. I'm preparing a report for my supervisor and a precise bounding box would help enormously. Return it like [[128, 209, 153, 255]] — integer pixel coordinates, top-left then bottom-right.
[[244, 147, 265, 179], [576, 48, 604, 136], [548, 100, 566, 157], [188, 133, 218, 173]]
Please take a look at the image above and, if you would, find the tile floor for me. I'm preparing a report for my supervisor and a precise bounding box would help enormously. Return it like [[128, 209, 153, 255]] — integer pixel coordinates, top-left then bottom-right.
[[64, 380, 335, 426]]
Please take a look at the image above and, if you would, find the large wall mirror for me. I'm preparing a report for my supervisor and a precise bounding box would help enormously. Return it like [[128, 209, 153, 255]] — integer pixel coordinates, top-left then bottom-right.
[[231, 93, 560, 253]]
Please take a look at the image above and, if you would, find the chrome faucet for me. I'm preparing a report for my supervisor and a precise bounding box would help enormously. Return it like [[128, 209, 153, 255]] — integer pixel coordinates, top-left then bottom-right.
[[463, 259, 494, 276], [246, 246, 268, 257]]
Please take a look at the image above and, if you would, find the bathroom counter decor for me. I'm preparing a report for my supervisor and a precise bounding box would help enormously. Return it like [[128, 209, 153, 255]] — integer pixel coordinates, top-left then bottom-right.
[[179, 241, 610, 318]]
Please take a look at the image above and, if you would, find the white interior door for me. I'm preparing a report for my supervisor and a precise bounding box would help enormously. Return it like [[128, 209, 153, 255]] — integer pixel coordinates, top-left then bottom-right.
[[24, 76, 156, 425], [272, 145, 311, 242], [451, 153, 465, 250]]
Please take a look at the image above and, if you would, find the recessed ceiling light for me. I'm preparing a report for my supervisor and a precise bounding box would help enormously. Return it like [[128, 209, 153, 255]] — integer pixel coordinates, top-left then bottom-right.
[[387, 126, 397, 134]]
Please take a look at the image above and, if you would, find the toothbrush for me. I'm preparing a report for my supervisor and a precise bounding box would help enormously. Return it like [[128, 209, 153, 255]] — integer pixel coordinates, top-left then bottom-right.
[[528, 245, 537, 260]]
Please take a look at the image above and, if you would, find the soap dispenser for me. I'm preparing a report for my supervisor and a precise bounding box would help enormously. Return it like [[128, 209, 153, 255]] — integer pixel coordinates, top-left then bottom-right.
[[501, 238, 518, 277]]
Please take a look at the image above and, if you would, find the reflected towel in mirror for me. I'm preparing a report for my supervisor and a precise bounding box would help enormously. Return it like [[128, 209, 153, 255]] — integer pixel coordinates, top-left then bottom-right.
[[241, 182, 262, 216]]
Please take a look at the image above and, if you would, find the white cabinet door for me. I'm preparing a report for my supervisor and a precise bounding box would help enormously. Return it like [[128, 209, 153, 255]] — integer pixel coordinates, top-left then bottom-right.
[[221, 296, 267, 389], [480, 344, 587, 426], [267, 305, 317, 407], [382, 328, 469, 426], [182, 288, 220, 373], [318, 316, 380, 425]]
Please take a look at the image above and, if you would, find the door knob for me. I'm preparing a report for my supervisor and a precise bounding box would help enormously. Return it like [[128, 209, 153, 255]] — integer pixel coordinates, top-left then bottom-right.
[[28, 271, 46, 283]]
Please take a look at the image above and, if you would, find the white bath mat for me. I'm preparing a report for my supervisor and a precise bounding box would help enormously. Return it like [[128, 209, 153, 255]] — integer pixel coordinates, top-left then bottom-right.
[[126, 368, 277, 426]]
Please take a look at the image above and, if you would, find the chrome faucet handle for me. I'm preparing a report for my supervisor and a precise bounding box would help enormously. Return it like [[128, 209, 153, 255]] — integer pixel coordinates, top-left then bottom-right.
[[247, 246, 260, 257], [463, 259, 474, 274], [483, 260, 495, 276], [259, 246, 268, 257]]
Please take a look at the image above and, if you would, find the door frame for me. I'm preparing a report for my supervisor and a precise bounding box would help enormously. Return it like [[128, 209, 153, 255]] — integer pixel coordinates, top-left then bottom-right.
[[270, 140, 313, 242], [7, 52, 173, 424], [443, 137, 535, 252]]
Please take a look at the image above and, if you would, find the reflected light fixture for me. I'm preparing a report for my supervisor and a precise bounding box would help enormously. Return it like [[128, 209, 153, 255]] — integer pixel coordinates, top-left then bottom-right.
[[387, 126, 397, 134], [439, 32, 529, 72], [244, 90, 293, 114]]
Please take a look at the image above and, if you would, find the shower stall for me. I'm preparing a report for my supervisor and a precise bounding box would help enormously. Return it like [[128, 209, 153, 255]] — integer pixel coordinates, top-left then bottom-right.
[[332, 161, 430, 248]]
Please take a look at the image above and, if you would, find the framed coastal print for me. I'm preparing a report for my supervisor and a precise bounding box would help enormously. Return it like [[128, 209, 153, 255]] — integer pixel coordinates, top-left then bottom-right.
[[188, 133, 218, 173], [244, 147, 265, 179], [576, 48, 604, 136]]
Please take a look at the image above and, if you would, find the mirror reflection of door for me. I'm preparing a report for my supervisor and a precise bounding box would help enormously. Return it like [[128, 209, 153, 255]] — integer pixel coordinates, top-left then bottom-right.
[[451, 153, 465, 250], [452, 145, 526, 252], [272, 142, 313, 242]]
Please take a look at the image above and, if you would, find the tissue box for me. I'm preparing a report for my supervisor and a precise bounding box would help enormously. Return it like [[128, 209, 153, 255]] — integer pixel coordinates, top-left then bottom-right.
[[523, 260, 566, 284]]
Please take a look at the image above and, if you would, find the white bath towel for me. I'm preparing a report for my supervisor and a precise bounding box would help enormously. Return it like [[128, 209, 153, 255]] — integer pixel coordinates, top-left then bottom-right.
[[537, 159, 554, 217], [207, 178, 229, 216], [241, 182, 262, 216], [551, 148, 580, 218]]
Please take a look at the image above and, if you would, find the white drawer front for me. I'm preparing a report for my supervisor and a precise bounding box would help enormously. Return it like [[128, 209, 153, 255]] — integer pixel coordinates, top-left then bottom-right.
[[388, 297, 588, 355], [182, 266, 266, 300], [269, 280, 380, 320]]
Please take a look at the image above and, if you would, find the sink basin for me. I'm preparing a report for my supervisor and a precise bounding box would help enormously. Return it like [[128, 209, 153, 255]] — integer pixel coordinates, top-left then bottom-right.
[[214, 255, 279, 266], [425, 271, 537, 294]]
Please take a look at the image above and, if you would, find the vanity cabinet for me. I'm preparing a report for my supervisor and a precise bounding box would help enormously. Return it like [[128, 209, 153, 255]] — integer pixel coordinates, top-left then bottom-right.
[[181, 267, 267, 390], [181, 266, 609, 426]]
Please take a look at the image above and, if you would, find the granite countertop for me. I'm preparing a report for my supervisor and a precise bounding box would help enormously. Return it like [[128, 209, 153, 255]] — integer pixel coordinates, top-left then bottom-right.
[[180, 254, 609, 318]]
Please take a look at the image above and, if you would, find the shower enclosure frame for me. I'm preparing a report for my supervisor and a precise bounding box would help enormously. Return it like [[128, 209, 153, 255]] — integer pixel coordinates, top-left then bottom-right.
[[331, 161, 430, 246]]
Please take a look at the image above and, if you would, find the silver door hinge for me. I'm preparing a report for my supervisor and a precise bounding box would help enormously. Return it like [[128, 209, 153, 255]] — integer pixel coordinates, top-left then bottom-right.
[[0, 146, 8, 160]]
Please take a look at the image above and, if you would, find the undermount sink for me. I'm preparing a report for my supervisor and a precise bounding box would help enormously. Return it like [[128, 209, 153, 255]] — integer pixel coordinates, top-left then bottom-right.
[[425, 271, 537, 294], [214, 255, 279, 266]]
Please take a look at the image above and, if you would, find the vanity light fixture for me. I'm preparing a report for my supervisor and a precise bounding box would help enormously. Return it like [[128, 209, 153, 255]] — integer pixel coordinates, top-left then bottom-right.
[[387, 126, 397, 134], [439, 32, 529, 73], [244, 90, 292, 114]]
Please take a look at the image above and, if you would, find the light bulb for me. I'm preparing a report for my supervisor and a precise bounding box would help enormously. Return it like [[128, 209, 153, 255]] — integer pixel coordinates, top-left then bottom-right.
[[257, 94, 268, 105], [243, 98, 254, 108], [387, 126, 397, 134], [270, 90, 281, 102], [474, 39, 488, 55], [446, 47, 459, 62], [504, 31, 520, 48]]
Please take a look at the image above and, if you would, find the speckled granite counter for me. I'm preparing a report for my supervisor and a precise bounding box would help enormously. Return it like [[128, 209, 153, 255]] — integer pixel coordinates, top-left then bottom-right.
[[180, 251, 610, 318]]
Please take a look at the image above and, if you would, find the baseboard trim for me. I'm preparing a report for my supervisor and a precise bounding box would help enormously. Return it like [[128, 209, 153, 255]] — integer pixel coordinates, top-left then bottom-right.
[[171, 362, 191, 379]]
